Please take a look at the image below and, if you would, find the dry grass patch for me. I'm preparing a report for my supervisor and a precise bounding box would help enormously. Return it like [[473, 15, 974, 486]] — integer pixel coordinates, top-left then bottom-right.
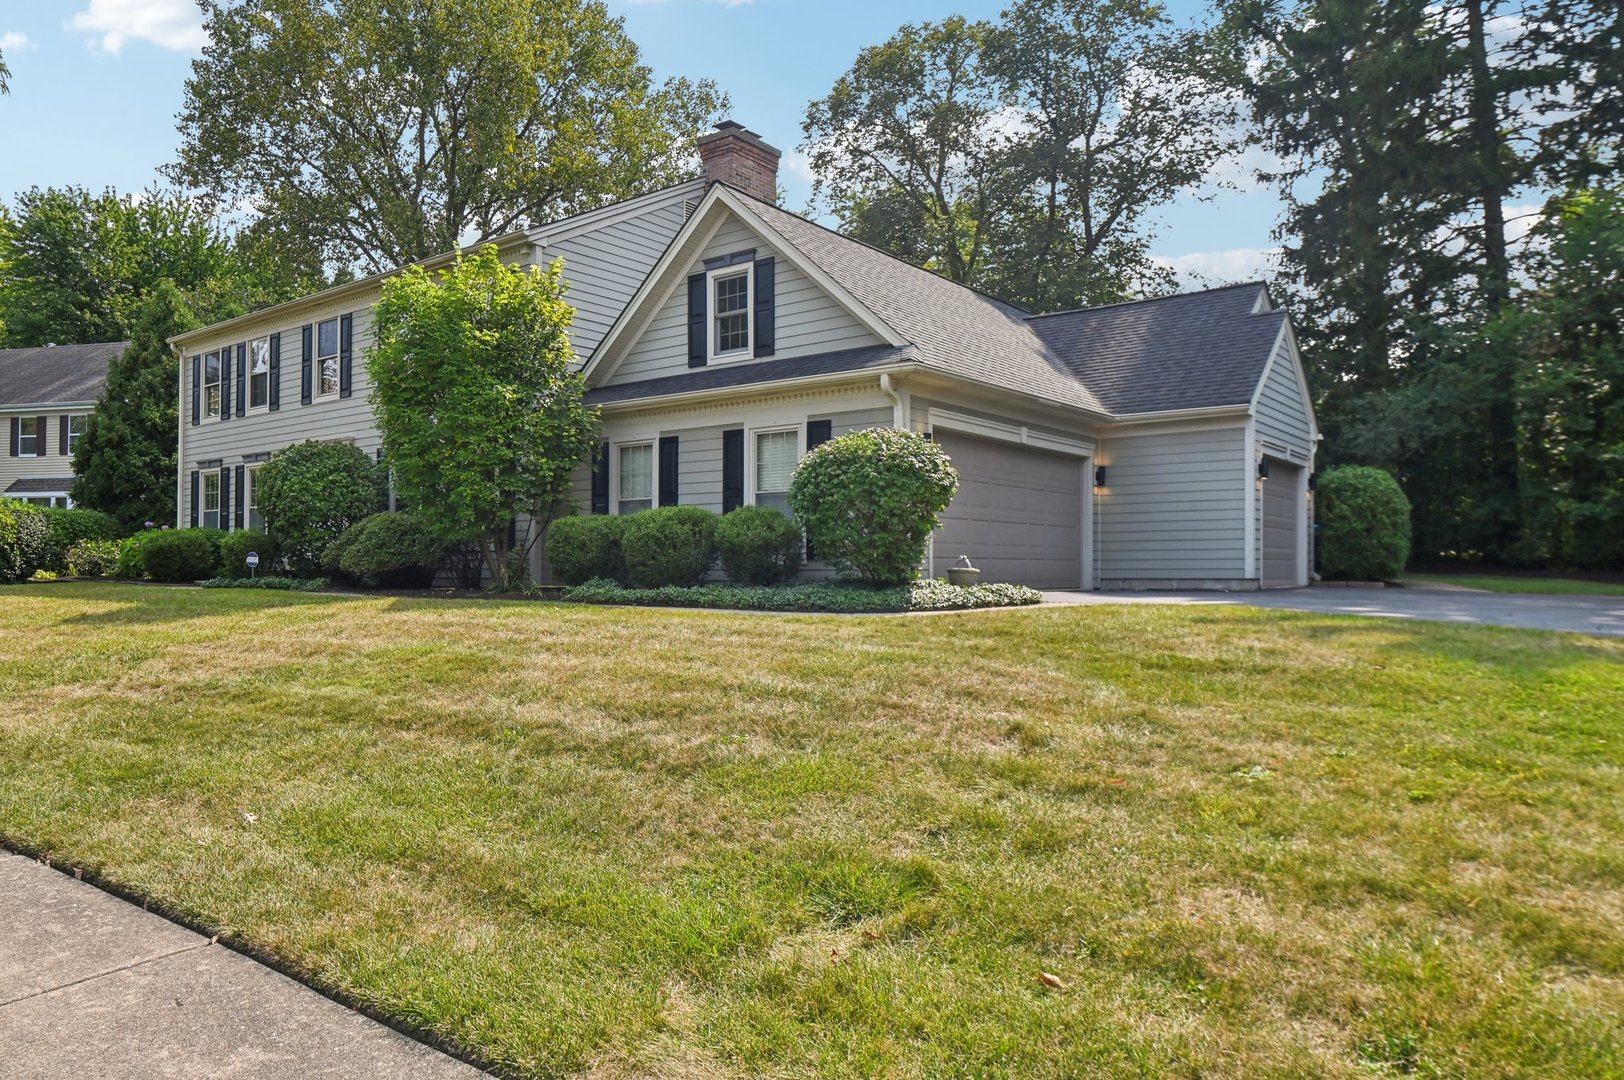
[[1, 583, 1621, 1078]]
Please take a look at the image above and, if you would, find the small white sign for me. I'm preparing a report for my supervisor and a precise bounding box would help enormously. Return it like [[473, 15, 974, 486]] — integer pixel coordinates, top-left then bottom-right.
[[246, 552, 260, 568]]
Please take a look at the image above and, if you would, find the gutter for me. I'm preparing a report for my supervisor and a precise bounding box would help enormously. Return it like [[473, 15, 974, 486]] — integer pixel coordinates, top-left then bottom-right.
[[1, 399, 100, 411], [593, 362, 919, 413]]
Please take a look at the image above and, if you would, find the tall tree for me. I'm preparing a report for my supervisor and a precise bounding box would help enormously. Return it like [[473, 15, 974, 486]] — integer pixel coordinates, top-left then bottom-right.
[[0, 44, 10, 94], [70, 283, 195, 529], [369, 247, 597, 589], [171, 0, 726, 275], [803, 0, 1239, 310]]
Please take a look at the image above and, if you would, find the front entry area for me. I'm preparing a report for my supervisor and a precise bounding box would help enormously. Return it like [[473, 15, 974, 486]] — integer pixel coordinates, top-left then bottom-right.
[[931, 432, 1085, 589], [1261, 460, 1304, 588]]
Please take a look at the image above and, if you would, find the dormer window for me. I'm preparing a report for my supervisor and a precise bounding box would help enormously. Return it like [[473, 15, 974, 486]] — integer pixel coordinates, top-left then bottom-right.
[[710, 266, 751, 357]]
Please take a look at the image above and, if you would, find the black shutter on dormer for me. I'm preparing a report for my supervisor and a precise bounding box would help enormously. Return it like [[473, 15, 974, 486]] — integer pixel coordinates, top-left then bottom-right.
[[658, 436, 679, 507], [300, 324, 313, 405], [754, 257, 775, 357], [234, 465, 245, 530], [590, 441, 609, 515], [339, 313, 354, 397], [722, 428, 744, 513], [687, 273, 707, 367], [190, 471, 200, 528], [236, 343, 247, 416], [804, 420, 833, 559], [191, 355, 201, 426], [268, 332, 281, 411]]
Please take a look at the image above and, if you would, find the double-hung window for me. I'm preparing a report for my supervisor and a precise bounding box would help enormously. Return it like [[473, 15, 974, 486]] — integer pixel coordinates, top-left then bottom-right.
[[317, 319, 340, 397], [249, 338, 271, 410], [245, 465, 264, 531], [66, 415, 86, 454], [753, 429, 798, 514], [201, 471, 221, 530], [711, 268, 750, 357], [618, 443, 654, 515], [17, 417, 39, 457], [204, 352, 222, 418]]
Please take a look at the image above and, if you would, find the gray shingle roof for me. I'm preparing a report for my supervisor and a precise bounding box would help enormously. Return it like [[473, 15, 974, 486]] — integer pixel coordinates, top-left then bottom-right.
[[6, 478, 74, 494], [0, 342, 125, 405], [1030, 285, 1286, 414], [729, 191, 1287, 418], [589, 343, 915, 405]]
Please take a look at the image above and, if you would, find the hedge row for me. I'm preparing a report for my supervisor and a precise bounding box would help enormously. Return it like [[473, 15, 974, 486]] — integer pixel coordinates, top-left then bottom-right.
[[558, 577, 1042, 613]]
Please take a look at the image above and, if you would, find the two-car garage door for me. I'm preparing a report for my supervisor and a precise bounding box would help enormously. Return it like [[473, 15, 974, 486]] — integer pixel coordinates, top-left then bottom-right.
[[931, 432, 1084, 589]]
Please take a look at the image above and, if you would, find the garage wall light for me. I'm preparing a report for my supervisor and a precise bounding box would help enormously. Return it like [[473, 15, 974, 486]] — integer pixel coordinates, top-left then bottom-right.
[[1257, 460, 1271, 480], [1093, 466, 1107, 489]]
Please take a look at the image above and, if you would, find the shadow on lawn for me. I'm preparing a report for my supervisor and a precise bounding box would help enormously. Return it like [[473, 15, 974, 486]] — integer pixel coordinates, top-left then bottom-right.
[[24, 581, 365, 628]]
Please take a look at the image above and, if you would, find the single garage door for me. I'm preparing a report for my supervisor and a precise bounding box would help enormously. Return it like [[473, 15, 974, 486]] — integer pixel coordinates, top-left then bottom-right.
[[1261, 460, 1303, 588], [932, 432, 1084, 589]]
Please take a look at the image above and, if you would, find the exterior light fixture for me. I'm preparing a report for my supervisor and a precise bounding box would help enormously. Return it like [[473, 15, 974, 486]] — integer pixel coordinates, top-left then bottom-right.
[[1257, 460, 1271, 480], [1094, 466, 1107, 488]]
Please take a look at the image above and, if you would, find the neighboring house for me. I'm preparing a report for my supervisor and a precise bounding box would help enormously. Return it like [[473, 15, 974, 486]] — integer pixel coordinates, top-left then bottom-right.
[[0, 342, 124, 508], [172, 122, 1319, 590]]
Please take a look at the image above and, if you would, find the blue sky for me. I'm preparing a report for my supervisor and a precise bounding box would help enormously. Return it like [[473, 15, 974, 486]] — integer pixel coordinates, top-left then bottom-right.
[[0, 0, 1282, 286]]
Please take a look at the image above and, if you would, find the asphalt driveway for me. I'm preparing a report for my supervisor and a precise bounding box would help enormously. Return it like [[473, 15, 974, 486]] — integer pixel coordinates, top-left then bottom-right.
[[1042, 585, 1624, 637]]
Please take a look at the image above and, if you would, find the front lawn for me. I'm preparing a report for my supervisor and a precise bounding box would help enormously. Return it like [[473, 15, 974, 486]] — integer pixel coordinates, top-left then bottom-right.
[[2, 583, 1620, 1078], [1404, 573, 1624, 596]]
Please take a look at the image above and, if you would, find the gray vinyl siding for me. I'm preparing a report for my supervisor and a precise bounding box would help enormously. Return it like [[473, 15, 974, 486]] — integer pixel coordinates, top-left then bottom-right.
[[816, 406, 894, 437], [547, 200, 692, 364], [1253, 339, 1313, 458], [606, 214, 881, 386], [1096, 426, 1248, 579], [672, 425, 726, 512]]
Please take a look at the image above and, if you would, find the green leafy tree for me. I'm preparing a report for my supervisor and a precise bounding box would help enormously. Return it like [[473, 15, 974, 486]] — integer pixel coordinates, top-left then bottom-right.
[[803, 1, 1239, 309], [369, 246, 598, 589], [171, 0, 726, 275], [70, 283, 196, 530]]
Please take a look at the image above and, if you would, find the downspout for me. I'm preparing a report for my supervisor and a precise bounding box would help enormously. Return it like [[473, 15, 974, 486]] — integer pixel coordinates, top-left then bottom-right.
[[174, 344, 186, 529], [879, 373, 903, 429]]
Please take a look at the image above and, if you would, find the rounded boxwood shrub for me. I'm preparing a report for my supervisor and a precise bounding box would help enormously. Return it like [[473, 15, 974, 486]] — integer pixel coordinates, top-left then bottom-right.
[[40, 508, 121, 572], [621, 506, 718, 587], [114, 528, 168, 579], [546, 514, 629, 585], [218, 531, 281, 579], [255, 440, 386, 575], [65, 538, 121, 577], [1317, 465, 1412, 581], [717, 505, 803, 585], [336, 512, 445, 588], [0, 499, 50, 583], [789, 427, 959, 586], [141, 528, 225, 582]]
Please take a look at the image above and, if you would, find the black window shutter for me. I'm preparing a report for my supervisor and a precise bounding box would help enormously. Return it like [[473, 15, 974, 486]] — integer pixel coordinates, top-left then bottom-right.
[[722, 428, 744, 513], [804, 420, 833, 559], [300, 324, 313, 405], [220, 349, 231, 422], [190, 471, 200, 528], [234, 465, 245, 530], [236, 343, 247, 416], [191, 354, 201, 426], [658, 436, 679, 507], [268, 332, 282, 411], [59, 416, 69, 456], [219, 467, 231, 530], [339, 313, 354, 398], [754, 257, 775, 357], [36, 415, 48, 455], [687, 273, 707, 368], [8, 417, 17, 457], [590, 441, 609, 515]]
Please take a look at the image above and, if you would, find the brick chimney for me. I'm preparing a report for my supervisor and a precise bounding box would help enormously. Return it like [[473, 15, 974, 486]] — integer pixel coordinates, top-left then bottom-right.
[[698, 121, 781, 204]]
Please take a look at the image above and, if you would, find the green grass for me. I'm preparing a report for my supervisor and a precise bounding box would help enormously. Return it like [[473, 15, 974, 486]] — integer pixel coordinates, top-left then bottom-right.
[[2, 582, 1621, 1078], [1404, 573, 1624, 596]]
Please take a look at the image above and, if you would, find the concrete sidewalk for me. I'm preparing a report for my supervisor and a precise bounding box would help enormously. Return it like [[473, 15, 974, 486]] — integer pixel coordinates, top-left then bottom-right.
[[1041, 585, 1624, 637], [0, 852, 486, 1079]]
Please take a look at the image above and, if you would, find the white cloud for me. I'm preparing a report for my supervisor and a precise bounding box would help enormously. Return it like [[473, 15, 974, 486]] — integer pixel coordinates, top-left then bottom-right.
[[1, 31, 37, 52], [1154, 247, 1283, 290], [67, 0, 207, 55]]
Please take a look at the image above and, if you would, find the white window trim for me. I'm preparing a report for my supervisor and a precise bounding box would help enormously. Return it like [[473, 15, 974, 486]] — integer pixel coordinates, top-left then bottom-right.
[[707, 264, 753, 363], [204, 351, 223, 419], [201, 469, 222, 530], [746, 424, 802, 508], [315, 319, 341, 399], [66, 414, 87, 456], [243, 464, 265, 533], [613, 440, 657, 516], [247, 337, 272, 413], [17, 417, 40, 458]]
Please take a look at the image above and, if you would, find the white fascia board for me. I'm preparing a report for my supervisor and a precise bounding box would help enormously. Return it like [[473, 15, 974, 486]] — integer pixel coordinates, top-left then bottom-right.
[[927, 406, 1093, 456], [528, 179, 706, 248], [1, 400, 99, 412]]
